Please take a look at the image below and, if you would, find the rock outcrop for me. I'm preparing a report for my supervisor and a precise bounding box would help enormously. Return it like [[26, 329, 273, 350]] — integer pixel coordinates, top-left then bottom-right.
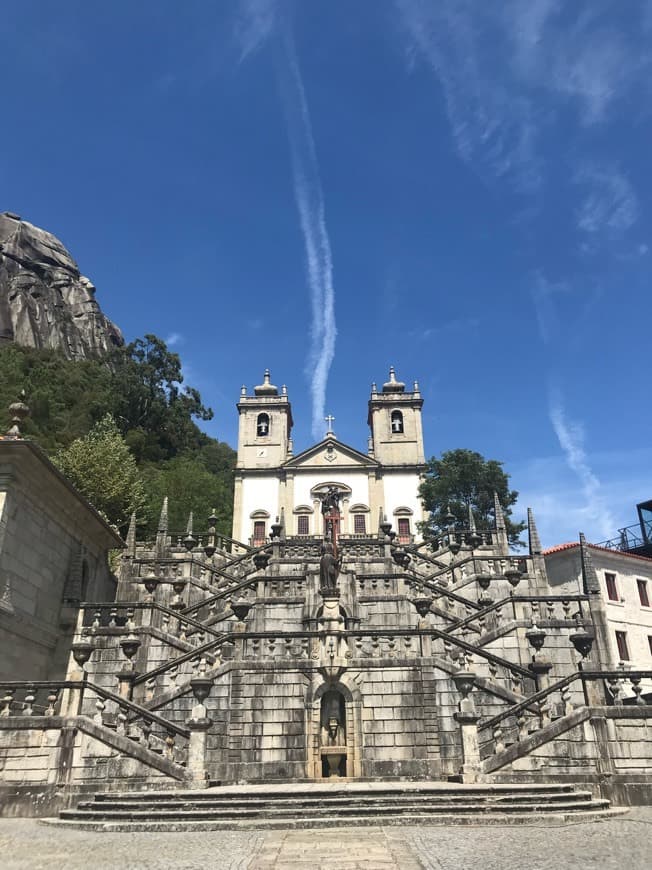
[[0, 211, 123, 359]]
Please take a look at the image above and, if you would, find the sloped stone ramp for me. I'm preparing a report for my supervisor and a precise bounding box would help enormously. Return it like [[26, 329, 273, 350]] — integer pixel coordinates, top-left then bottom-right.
[[43, 781, 623, 831]]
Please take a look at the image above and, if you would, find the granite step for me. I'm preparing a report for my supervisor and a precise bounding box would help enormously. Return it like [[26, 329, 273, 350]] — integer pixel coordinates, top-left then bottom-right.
[[50, 782, 616, 829]]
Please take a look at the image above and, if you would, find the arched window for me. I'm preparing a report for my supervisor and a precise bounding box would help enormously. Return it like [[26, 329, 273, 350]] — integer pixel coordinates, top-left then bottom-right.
[[391, 410, 404, 434], [256, 413, 270, 437]]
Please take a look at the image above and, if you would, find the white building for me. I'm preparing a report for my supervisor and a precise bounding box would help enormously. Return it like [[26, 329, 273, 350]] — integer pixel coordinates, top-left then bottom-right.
[[231, 368, 427, 545], [544, 541, 652, 687]]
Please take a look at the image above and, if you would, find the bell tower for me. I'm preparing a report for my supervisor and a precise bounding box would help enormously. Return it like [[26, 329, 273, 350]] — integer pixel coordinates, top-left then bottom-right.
[[236, 369, 294, 469], [367, 367, 425, 468]]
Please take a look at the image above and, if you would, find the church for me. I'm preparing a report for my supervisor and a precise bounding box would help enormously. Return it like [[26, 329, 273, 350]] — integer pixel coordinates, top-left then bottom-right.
[[232, 368, 426, 546], [1, 369, 652, 825]]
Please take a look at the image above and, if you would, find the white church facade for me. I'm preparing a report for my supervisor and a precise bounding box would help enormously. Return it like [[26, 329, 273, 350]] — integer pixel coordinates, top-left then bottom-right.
[[231, 367, 428, 545]]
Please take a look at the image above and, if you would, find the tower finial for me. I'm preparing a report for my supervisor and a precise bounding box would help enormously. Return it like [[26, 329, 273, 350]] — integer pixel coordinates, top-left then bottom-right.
[[158, 497, 169, 534], [579, 532, 600, 594], [493, 492, 506, 531], [6, 390, 29, 438], [527, 507, 542, 556], [125, 511, 137, 558], [467, 503, 477, 532]]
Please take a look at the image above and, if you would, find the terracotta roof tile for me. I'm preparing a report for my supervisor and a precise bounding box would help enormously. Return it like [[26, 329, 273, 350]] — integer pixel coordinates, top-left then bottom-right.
[[543, 542, 652, 563]]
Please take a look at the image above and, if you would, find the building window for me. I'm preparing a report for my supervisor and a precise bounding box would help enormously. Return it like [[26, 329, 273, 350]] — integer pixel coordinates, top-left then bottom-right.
[[253, 520, 266, 546], [397, 517, 411, 543], [615, 630, 630, 661], [637, 579, 650, 608], [297, 515, 310, 536], [391, 410, 404, 434], [605, 572, 618, 601], [648, 636, 652, 656], [256, 413, 270, 437], [354, 514, 367, 535]]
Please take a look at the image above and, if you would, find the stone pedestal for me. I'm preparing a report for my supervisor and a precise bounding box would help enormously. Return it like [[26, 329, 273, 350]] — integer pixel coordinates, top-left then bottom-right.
[[453, 710, 484, 783], [186, 717, 212, 787], [116, 669, 138, 700], [321, 745, 347, 778]]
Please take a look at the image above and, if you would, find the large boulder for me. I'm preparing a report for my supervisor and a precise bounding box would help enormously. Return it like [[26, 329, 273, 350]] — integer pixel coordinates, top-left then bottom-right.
[[0, 211, 123, 359]]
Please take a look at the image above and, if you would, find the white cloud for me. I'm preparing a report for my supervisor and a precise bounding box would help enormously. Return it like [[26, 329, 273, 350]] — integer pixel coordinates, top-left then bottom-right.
[[165, 332, 183, 347], [278, 28, 337, 441], [574, 164, 639, 239], [548, 390, 614, 540], [235, 3, 337, 441], [234, 0, 278, 61]]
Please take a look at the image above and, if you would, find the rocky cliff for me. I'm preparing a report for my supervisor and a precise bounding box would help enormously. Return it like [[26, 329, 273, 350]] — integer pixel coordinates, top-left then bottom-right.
[[0, 211, 123, 359]]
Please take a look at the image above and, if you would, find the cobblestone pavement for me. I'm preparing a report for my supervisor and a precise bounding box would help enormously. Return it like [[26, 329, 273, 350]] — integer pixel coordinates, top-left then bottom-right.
[[0, 811, 649, 869]]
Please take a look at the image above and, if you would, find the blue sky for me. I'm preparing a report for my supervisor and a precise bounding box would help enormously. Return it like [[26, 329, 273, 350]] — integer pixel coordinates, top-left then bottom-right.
[[2, 1, 651, 547]]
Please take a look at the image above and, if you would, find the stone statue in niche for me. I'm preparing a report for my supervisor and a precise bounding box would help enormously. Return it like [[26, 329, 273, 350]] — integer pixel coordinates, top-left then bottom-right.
[[321, 690, 346, 747], [319, 541, 341, 591]]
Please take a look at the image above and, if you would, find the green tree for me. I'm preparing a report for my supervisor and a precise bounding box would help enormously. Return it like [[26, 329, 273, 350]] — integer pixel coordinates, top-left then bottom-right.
[[141, 453, 233, 535], [53, 414, 146, 530], [418, 448, 526, 547], [110, 334, 213, 462]]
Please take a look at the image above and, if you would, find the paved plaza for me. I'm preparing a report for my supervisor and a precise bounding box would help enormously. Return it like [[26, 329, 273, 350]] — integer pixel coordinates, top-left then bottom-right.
[[0, 810, 650, 869]]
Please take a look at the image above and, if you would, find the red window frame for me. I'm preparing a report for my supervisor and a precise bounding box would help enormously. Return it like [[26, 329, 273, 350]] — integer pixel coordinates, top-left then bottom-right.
[[605, 572, 618, 601], [397, 517, 411, 543], [354, 514, 367, 535], [253, 521, 266, 546], [615, 630, 629, 661], [297, 515, 310, 536]]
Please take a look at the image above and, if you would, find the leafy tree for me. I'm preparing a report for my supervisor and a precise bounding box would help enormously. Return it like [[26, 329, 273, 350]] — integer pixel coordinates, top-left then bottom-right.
[[110, 334, 213, 462], [53, 414, 146, 530], [141, 453, 233, 535], [418, 448, 526, 547]]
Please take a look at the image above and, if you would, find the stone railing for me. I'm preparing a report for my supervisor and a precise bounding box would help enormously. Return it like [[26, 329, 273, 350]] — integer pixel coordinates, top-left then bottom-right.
[[446, 594, 591, 636], [477, 669, 652, 760], [133, 634, 232, 703], [79, 601, 225, 643], [0, 679, 190, 764]]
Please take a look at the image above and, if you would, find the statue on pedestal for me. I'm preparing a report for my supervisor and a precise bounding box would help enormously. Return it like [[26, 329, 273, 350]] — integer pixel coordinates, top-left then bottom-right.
[[319, 541, 341, 591]]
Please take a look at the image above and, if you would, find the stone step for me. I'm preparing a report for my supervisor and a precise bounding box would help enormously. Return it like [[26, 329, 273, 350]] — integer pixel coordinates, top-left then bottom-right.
[[60, 798, 609, 821], [50, 781, 615, 830], [73, 791, 596, 813], [45, 807, 625, 832]]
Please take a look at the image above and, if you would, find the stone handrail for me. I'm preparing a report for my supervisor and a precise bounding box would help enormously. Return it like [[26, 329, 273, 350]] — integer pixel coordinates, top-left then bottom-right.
[[0, 679, 190, 756], [132, 633, 231, 687], [478, 668, 652, 750], [446, 593, 591, 633], [79, 601, 226, 640]]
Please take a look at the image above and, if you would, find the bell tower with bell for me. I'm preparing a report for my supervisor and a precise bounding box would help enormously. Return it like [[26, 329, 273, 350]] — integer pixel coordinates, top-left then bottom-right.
[[367, 367, 425, 468], [236, 369, 294, 470]]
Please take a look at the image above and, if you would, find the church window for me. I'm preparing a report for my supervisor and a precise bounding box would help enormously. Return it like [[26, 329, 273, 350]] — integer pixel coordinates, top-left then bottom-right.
[[615, 630, 630, 661], [354, 514, 366, 535], [256, 413, 270, 437], [391, 410, 404, 434], [253, 520, 266, 546], [297, 515, 310, 536], [397, 517, 411, 543]]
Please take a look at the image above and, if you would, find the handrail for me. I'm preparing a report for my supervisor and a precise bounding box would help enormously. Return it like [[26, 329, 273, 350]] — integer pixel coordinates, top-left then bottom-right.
[[0, 680, 190, 739], [79, 601, 226, 640], [132, 633, 231, 686], [479, 668, 652, 733], [447, 594, 590, 632]]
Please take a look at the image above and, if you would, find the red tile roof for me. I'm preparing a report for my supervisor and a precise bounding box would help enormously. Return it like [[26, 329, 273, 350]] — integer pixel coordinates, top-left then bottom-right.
[[543, 542, 652, 562]]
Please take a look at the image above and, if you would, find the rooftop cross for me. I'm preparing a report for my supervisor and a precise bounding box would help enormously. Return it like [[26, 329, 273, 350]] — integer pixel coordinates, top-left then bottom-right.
[[324, 414, 335, 435]]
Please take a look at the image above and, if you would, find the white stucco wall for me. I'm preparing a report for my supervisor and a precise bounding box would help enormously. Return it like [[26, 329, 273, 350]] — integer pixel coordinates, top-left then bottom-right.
[[381, 471, 424, 539], [239, 475, 280, 541]]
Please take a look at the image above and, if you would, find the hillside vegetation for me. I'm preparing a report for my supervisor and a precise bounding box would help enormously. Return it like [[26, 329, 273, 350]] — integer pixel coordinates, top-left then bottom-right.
[[0, 336, 236, 536]]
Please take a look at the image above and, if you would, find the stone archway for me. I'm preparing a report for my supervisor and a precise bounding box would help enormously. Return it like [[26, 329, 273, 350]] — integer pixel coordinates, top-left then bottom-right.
[[306, 675, 362, 779]]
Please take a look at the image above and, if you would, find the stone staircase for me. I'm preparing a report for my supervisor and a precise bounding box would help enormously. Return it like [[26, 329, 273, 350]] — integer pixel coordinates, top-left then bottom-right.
[[48, 781, 618, 830]]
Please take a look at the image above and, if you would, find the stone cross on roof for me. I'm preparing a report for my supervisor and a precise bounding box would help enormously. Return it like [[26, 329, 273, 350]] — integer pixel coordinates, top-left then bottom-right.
[[324, 414, 335, 436]]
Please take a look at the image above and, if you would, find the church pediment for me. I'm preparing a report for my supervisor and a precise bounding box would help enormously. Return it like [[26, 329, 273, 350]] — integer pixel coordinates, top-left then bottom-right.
[[283, 438, 380, 470]]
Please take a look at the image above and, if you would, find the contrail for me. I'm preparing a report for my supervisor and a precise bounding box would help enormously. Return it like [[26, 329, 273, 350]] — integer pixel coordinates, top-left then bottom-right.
[[276, 25, 336, 442]]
